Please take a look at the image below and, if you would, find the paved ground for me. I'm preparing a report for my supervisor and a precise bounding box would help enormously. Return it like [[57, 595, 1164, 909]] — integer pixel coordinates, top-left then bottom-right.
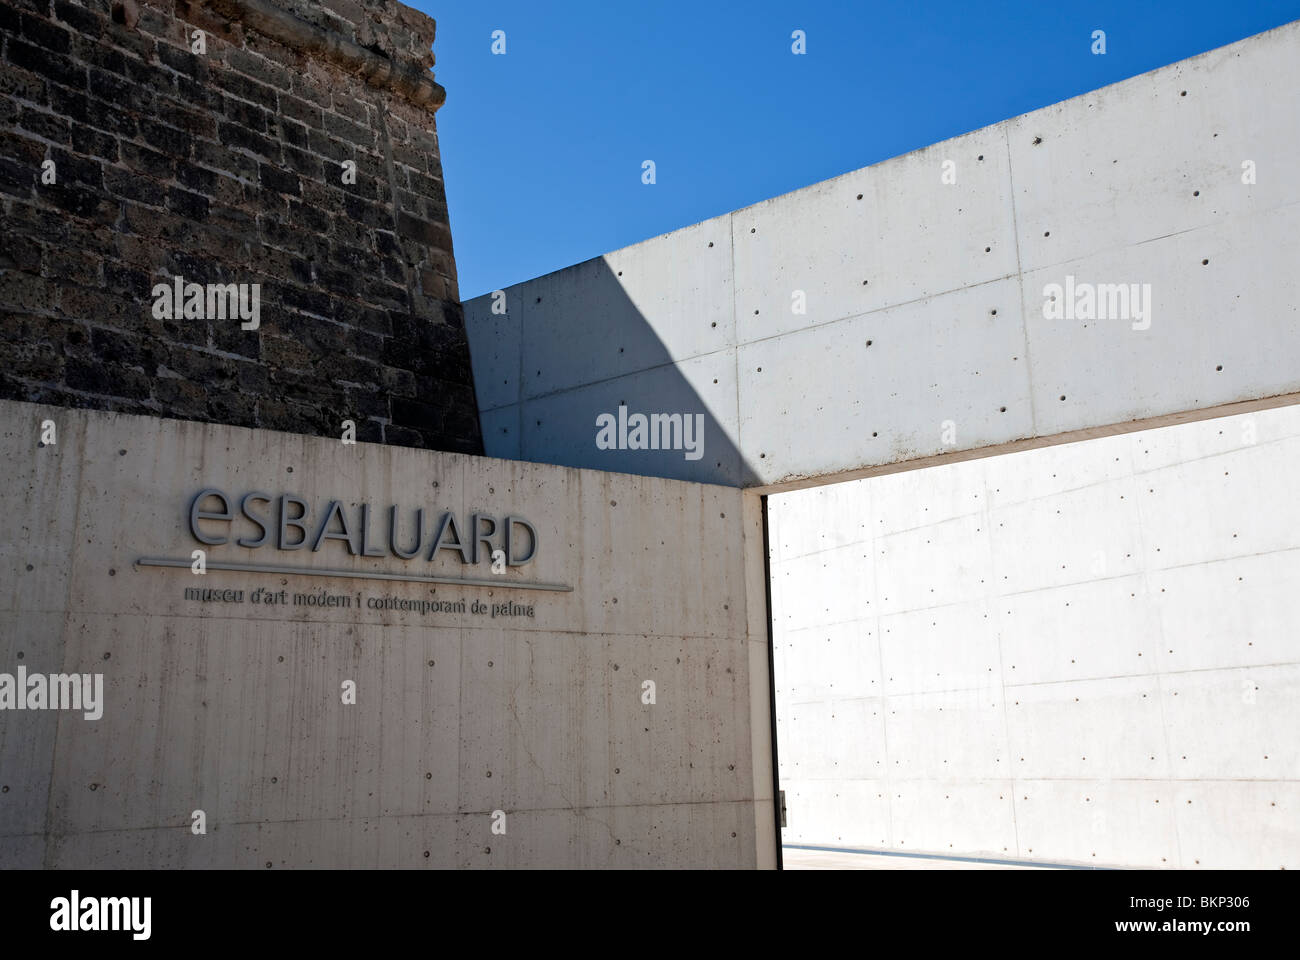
[[783, 844, 1068, 870]]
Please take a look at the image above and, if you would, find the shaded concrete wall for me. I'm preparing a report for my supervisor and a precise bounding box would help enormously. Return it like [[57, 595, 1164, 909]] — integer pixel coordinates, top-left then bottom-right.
[[769, 405, 1300, 869], [0, 399, 775, 868], [465, 18, 1300, 489]]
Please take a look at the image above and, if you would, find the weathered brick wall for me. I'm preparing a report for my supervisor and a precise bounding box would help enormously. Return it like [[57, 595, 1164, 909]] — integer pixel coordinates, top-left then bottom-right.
[[0, 0, 482, 453]]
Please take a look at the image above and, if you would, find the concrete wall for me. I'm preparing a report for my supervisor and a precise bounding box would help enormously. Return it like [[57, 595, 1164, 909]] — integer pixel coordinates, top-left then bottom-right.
[[0, 398, 775, 868], [465, 19, 1300, 489], [769, 404, 1300, 869]]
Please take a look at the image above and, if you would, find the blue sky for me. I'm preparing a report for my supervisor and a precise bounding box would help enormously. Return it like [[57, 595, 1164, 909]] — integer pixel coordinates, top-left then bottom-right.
[[406, 0, 1300, 301]]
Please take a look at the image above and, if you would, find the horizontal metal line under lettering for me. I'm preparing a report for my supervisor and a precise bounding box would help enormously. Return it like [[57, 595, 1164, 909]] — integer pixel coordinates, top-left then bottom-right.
[[135, 557, 573, 592]]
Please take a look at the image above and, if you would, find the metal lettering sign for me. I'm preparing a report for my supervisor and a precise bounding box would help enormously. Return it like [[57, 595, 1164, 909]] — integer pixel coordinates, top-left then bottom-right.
[[137, 488, 573, 592]]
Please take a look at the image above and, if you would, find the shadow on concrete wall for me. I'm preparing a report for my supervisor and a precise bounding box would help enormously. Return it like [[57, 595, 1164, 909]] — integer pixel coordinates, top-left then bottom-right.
[[464, 256, 761, 487]]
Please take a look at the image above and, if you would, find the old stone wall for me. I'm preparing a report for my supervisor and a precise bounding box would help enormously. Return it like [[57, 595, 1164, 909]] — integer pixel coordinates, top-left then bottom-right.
[[0, 0, 481, 453]]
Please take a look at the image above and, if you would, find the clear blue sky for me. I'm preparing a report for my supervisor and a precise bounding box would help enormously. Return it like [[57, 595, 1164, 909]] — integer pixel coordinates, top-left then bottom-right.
[[406, 0, 1300, 301]]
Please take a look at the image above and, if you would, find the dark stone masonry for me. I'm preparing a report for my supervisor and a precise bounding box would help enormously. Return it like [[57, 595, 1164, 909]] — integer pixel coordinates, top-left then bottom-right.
[[0, 0, 483, 453]]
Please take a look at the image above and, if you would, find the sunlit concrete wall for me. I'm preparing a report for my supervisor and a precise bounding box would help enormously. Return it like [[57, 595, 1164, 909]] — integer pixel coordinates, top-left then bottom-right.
[[465, 19, 1300, 490], [769, 405, 1300, 869], [0, 399, 775, 868]]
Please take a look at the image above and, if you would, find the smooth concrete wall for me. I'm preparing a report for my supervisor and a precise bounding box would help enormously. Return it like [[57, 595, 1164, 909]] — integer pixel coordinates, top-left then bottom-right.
[[465, 19, 1300, 490], [0, 399, 775, 868], [768, 404, 1300, 869]]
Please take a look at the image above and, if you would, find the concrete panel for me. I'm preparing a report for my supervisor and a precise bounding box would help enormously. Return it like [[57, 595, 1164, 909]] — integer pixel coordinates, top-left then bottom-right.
[[515, 350, 743, 486], [776, 622, 880, 704], [1022, 205, 1300, 438], [869, 458, 986, 535], [463, 293, 523, 412], [594, 224, 736, 384], [1014, 780, 1180, 867], [1004, 676, 1168, 781], [875, 513, 992, 616], [448, 800, 756, 870], [779, 700, 836, 781], [0, 425, 82, 614], [1131, 406, 1291, 471], [1006, 23, 1300, 272], [999, 577, 1158, 686], [730, 124, 1017, 344], [0, 835, 44, 869], [40, 801, 756, 869], [737, 277, 1033, 484], [825, 698, 884, 782], [0, 612, 64, 839], [990, 478, 1145, 595], [882, 689, 1008, 781], [768, 477, 875, 557], [466, 20, 1300, 490], [887, 781, 1018, 859], [779, 779, 892, 848], [1134, 433, 1300, 569], [1172, 781, 1300, 869], [1153, 552, 1300, 671], [1159, 664, 1298, 781], [985, 427, 1135, 507], [44, 614, 462, 836], [522, 224, 734, 403], [42, 815, 460, 869], [771, 404, 1300, 868], [769, 546, 874, 631], [879, 601, 999, 696], [478, 407, 522, 461], [0, 399, 770, 868], [783, 844, 1050, 869]]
